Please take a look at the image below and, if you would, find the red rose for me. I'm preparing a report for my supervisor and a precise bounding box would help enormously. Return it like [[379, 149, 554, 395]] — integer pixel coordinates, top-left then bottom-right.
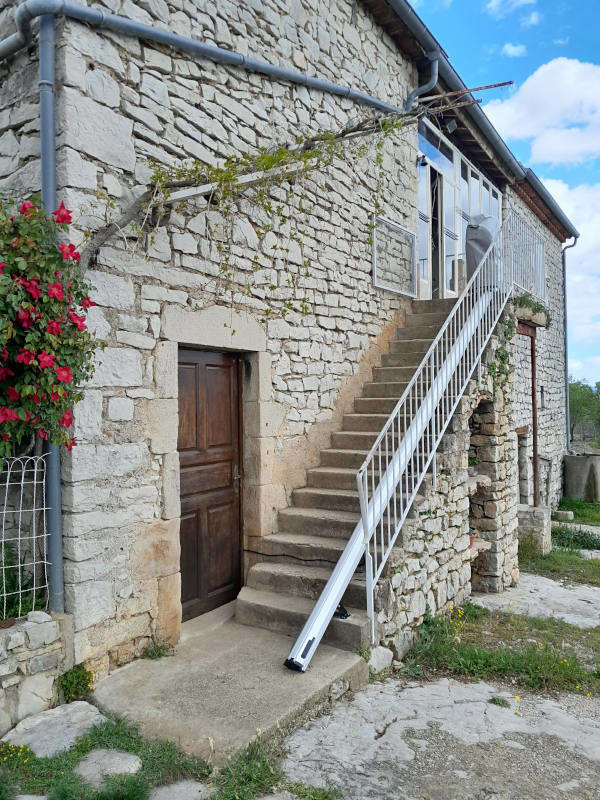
[[50, 391, 60, 402], [46, 320, 62, 336], [0, 348, 7, 362], [47, 282, 65, 301], [54, 366, 72, 383], [68, 310, 86, 331], [19, 200, 35, 216], [16, 348, 35, 365], [81, 296, 96, 310], [52, 202, 72, 224], [59, 409, 74, 428], [0, 367, 14, 381], [37, 429, 49, 440], [65, 436, 76, 451], [38, 350, 55, 369], [57, 243, 80, 262], [0, 262, 5, 274], [24, 279, 42, 300], [17, 307, 33, 328], [1, 433, 9, 441], [6, 387, 20, 402], [31, 392, 42, 404]]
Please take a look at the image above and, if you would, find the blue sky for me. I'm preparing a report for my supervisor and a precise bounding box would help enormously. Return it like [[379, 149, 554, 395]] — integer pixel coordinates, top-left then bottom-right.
[[412, 0, 600, 383]]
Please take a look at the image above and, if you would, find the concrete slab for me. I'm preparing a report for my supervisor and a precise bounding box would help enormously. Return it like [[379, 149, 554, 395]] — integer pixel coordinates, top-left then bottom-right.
[[93, 618, 367, 764], [472, 572, 600, 628]]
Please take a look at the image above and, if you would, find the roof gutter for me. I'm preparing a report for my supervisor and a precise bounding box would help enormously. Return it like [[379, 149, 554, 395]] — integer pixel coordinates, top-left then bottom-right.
[[0, 0, 403, 114]]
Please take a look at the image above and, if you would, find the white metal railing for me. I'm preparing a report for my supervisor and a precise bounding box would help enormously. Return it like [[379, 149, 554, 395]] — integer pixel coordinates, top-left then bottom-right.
[[285, 210, 545, 672]]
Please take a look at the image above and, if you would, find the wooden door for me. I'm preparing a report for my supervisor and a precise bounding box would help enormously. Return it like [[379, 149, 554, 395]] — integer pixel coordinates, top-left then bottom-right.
[[178, 349, 241, 621]]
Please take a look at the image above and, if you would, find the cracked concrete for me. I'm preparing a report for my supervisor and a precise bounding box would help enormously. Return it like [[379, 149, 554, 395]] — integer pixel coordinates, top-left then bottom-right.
[[282, 677, 600, 799], [471, 572, 600, 628]]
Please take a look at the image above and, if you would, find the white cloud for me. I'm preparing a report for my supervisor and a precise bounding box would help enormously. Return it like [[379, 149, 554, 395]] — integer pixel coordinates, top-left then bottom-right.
[[520, 10, 541, 27], [553, 37, 569, 46], [501, 42, 527, 57], [484, 58, 600, 165], [486, 0, 535, 18], [540, 179, 600, 382]]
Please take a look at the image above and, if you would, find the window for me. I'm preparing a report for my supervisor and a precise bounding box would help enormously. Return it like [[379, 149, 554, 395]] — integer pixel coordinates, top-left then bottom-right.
[[372, 216, 417, 298]]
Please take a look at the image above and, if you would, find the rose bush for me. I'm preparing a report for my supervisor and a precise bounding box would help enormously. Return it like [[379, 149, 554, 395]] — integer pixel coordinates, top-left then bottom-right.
[[0, 196, 97, 458]]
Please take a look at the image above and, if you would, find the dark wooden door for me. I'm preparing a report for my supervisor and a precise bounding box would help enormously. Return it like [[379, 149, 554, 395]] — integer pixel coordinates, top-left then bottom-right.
[[178, 349, 241, 621]]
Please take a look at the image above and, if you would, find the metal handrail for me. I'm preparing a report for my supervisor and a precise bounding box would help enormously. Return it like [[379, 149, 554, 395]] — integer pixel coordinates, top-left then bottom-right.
[[285, 210, 545, 672]]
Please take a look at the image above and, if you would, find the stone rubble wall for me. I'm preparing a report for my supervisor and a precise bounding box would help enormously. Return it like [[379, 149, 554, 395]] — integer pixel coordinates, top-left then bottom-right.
[[506, 188, 567, 509], [0, 611, 74, 737], [373, 324, 520, 657], [47, 0, 417, 674]]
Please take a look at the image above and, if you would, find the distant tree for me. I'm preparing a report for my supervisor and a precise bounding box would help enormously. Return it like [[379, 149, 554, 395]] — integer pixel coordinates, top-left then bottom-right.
[[569, 379, 600, 441]]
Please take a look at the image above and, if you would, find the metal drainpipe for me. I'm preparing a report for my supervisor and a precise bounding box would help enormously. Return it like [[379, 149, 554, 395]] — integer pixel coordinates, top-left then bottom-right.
[[562, 236, 578, 450], [39, 13, 64, 614], [404, 52, 439, 111]]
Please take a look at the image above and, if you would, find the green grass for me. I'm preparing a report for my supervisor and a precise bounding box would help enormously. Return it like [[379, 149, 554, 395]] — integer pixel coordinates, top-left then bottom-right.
[[0, 717, 210, 799], [559, 497, 600, 526], [139, 638, 174, 660], [519, 538, 600, 586], [488, 696, 510, 708], [553, 524, 600, 551], [402, 604, 600, 694], [212, 741, 281, 800]]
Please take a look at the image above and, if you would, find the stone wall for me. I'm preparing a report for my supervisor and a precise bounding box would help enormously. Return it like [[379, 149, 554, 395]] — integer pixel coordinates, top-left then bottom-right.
[[44, 0, 419, 674], [507, 188, 567, 509], [0, 611, 74, 737]]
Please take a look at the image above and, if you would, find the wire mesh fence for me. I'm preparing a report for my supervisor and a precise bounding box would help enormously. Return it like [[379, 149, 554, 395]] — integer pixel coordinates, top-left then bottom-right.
[[0, 455, 49, 621]]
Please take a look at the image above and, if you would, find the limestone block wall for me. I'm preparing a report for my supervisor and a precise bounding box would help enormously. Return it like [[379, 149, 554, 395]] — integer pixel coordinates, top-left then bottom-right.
[[0, 611, 74, 737], [36, 1, 420, 673], [507, 188, 567, 508]]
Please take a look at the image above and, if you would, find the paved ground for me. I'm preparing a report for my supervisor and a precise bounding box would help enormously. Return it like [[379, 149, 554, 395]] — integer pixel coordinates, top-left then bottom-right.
[[93, 613, 367, 764], [471, 571, 600, 628], [281, 676, 600, 800]]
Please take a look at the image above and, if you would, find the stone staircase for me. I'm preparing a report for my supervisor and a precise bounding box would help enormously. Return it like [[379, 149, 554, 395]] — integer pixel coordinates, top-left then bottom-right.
[[236, 298, 456, 652]]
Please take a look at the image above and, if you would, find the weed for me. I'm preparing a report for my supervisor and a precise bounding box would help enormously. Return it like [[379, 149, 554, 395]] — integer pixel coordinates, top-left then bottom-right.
[[95, 775, 150, 800], [488, 696, 510, 708], [59, 664, 94, 703], [519, 539, 600, 587], [357, 646, 370, 663], [514, 294, 551, 325], [3, 718, 210, 798], [552, 524, 600, 551], [212, 741, 281, 800], [140, 638, 174, 660], [287, 782, 341, 800], [0, 770, 16, 800], [559, 497, 600, 527], [402, 604, 600, 693]]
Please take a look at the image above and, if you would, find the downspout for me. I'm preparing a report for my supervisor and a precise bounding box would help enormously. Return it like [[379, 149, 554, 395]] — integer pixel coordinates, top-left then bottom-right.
[[404, 51, 439, 111], [562, 236, 578, 449], [0, 0, 403, 114], [38, 13, 64, 613]]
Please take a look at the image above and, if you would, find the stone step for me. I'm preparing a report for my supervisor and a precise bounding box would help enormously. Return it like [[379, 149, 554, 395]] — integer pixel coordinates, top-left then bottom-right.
[[293, 486, 362, 513], [396, 323, 441, 340], [363, 381, 412, 398], [308, 466, 361, 491], [248, 531, 354, 566], [343, 413, 391, 432], [235, 587, 371, 651], [354, 397, 399, 414], [412, 298, 456, 314], [381, 351, 427, 368], [321, 448, 370, 469], [404, 310, 448, 327], [278, 506, 360, 538], [331, 430, 381, 450], [246, 562, 367, 608], [372, 365, 421, 383], [388, 338, 434, 355]]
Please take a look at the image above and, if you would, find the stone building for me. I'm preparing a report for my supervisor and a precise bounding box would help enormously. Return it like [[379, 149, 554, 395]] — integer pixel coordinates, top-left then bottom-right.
[[0, 0, 577, 687]]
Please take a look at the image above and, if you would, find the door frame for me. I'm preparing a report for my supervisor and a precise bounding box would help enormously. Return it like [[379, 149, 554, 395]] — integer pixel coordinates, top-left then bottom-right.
[[156, 304, 280, 625], [177, 347, 244, 620]]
